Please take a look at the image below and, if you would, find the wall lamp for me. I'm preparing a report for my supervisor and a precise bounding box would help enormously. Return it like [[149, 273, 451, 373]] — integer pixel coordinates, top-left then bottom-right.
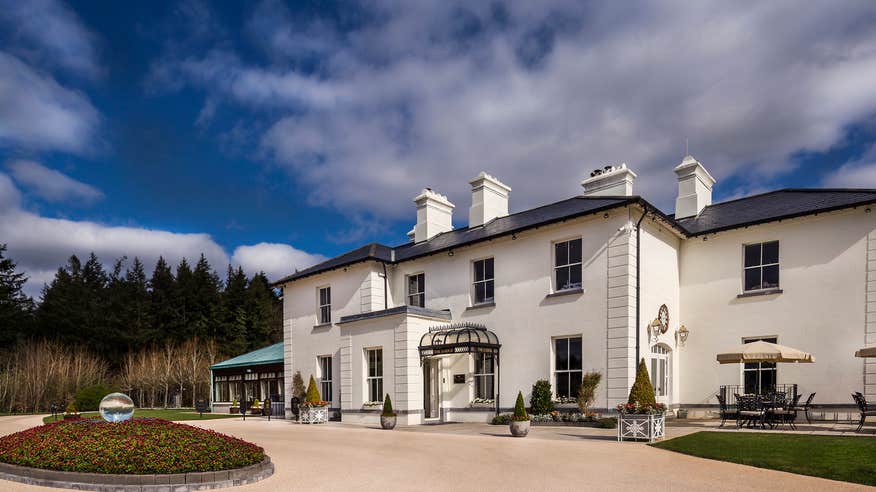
[[676, 325, 690, 346], [448, 250, 454, 257]]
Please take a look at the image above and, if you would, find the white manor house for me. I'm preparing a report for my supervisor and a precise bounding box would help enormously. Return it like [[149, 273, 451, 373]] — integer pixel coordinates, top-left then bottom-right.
[[271, 156, 876, 425]]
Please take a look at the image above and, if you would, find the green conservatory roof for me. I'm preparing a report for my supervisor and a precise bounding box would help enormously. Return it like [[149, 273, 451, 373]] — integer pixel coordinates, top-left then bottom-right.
[[211, 342, 284, 370]]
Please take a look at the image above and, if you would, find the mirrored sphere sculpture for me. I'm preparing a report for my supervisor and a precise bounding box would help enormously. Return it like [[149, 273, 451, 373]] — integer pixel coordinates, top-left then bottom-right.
[[99, 392, 135, 423]]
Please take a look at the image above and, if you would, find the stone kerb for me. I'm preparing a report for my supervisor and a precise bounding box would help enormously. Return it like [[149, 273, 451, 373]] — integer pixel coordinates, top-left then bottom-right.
[[0, 456, 273, 491]]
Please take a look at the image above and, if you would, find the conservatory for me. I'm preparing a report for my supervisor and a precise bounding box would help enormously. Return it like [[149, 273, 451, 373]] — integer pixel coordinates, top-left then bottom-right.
[[210, 342, 284, 415]]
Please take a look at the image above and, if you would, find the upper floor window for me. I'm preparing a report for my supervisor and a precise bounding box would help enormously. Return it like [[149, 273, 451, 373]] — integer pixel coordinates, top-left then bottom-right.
[[473, 258, 494, 304], [554, 336, 582, 399], [554, 238, 582, 291], [743, 241, 779, 292], [407, 273, 425, 307], [318, 286, 331, 324]]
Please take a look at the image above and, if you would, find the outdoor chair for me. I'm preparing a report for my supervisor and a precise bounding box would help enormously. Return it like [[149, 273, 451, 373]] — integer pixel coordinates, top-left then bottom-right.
[[792, 392, 816, 424], [769, 393, 800, 430], [716, 393, 737, 427], [735, 394, 765, 429], [852, 393, 876, 432]]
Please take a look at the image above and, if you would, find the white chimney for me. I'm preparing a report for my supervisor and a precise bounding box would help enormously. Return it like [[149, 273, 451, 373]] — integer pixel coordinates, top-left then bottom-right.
[[413, 188, 454, 243], [581, 163, 637, 196], [674, 155, 716, 219], [468, 172, 511, 228]]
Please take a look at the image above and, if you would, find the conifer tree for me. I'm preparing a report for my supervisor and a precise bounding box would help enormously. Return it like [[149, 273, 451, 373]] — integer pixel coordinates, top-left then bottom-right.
[[0, 244, 33, 345], [148, 257, 176, 344], [627, 358, 657, 406]]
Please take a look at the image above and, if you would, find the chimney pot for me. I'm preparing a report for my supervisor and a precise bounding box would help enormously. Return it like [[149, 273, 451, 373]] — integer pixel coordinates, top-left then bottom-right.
[[673, 155, 716, 219], [581, 163, 636, 197], [412, 188, 454, 243], [468, 172, 511, 228]]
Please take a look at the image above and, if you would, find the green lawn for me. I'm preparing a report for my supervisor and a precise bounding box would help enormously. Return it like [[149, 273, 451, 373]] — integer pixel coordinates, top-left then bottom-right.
[[42, 408, 241, 424], [652, 431, 876, 487]]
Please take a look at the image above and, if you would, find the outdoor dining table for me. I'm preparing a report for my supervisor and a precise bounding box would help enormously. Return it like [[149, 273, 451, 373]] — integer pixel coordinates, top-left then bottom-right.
[[734, 392, 800, 429]]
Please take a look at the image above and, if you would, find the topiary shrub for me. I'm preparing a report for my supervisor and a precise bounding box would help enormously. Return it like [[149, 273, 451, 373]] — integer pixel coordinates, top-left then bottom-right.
[[578, 371, 602, 415], [529, 379, 554, 415], [512, 391, 529, 421], [74, 383, 115, 412], [291, 370, 306, 400], [627, 358, 656, 406], [491, 414, 511, 425], [65, 401, 79, 415], [305, 375, 321, 404], [381, 394, 396, 417]]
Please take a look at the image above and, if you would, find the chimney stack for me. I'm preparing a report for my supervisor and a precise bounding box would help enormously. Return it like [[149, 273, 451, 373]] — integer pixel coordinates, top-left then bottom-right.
[[413, 188, 454, 243], [674, 155, 715, 219], [468, 172, 511, 228], [581, 163, 636, 196]]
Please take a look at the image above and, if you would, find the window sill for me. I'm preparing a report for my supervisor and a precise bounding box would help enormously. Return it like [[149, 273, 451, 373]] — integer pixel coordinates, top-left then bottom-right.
[[465, 301, 495, 311], [546, 287, 584, 299], [737, 288, 783, 298], [312, 322, 332, 329]]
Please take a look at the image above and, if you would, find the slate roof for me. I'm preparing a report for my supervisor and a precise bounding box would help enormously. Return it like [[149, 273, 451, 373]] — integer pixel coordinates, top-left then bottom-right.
[[272, 188, 876, 285], [676, 189, 876, 236], [211, 342, 283, 370]]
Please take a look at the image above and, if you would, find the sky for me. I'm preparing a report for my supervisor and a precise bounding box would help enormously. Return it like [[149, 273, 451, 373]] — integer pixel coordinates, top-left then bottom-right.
[[3, 0, 876, 297]]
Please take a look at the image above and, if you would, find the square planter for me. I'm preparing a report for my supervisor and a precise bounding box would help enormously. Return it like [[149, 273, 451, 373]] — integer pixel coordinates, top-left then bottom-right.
[[299, 405, 328, 424], [617, 413, 665, 442]]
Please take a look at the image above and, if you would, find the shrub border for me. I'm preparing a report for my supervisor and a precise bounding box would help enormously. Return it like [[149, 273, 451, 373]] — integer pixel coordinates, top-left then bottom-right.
[[0, 456, 273, 491]]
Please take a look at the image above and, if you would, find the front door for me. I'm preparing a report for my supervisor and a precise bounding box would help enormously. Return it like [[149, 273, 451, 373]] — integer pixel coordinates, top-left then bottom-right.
[[650, 344, 671, 405], [423, 358, 440, 420]]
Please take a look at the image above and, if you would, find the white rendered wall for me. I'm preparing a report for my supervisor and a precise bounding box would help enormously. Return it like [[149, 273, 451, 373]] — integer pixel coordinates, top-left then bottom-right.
[[679, 208, 876, 405]]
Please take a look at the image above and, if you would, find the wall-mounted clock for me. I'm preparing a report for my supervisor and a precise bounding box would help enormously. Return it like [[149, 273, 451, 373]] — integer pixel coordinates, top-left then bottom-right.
[[657, 304, 669, 334]]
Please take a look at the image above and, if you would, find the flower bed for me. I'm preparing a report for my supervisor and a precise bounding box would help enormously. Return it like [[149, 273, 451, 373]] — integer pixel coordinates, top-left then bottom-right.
[[0, 418, 264, 474]]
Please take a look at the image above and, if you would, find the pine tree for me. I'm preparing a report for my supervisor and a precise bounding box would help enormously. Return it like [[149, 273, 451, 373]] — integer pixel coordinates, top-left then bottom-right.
[[627, 358, 657, 406], [245, 272, 280, 351], [148, 257, 176, 344], [221, 266, 248, 356], [190, 254, 221, 341], [174, 258, 193, 341], [37, 255, 86, 344], [0, 244, 34, 345]]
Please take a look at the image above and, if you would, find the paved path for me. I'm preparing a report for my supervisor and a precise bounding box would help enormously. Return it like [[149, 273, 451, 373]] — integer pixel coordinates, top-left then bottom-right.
[[0, 415, 871, 491]]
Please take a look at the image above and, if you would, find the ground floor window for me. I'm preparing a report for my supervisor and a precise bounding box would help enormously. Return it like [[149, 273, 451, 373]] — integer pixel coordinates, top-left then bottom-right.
[[366, 348, 383, 403], [213, 372, 282, 403], [319, 355, 333, 403], [473, 353, 495, 399], [744, 337, 777, 394], [554, 336, 582, 399]]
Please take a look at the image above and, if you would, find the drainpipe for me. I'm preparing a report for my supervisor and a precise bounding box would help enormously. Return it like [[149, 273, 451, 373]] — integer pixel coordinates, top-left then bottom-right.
[[381, 262, 389, 310], [635, 208, 647, 365]]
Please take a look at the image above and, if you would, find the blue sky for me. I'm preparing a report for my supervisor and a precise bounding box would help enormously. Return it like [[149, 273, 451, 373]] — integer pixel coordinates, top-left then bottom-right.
[[2, 0, 876, 296]]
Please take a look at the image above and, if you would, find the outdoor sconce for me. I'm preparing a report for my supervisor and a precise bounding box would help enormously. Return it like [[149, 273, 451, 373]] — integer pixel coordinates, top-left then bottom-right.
[[676, 325, 690, 346]]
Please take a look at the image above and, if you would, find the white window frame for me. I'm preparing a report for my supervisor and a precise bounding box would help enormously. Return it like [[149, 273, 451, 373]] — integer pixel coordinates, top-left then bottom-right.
[[472, 257, 495, 305], [317, 286, 331, 324], [407, 272, 425, 308], [553, 336, 583, 399], [742, 241, 780, 292], [365, 347, 383, 404], [553, 238, 583, 292], [742, 336, 778, 394], [318, 355, 333, 404], [473, 353, 495, 400]]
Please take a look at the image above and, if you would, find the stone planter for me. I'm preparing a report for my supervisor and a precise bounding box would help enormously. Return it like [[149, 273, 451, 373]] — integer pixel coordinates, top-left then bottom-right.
[[509, 419, 530, 437], [617, 413, 665, 442], [62, 414, 80, 421], [380, 415, 397, 430], [299, 405, 328, 424], [229, 407, 239, 414]]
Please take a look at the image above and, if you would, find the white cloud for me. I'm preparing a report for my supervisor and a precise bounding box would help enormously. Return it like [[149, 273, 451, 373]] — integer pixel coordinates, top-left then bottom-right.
[[0, 174, 322, 297], [155, 0, 876, 222], [8, 160, 103, 203], [0, 52, 100, 154], [231, 243, 327, 281], [0, 0, 102, 79], [824, 145, 876, 188]]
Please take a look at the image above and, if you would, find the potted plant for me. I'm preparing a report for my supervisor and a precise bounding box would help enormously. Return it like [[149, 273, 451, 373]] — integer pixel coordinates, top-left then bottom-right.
[[617, 359, 666, 442], [509, 391, 531, 437], [230, 399, 239, 414], [380, 394, 397, 429], [250, 399, 261, 415], [299, 375, 329, 424], [63, 401, 81, 421]]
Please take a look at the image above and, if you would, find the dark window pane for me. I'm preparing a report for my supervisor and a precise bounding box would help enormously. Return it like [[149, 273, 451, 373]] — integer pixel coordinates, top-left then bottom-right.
[[408, 275, 417, 295], [555, 242, 567, 267], [761, 368, 776, 392], [557, 267, 569, 290], [418, 293, 425, 307], [762, 265, 779, 289], [744, 370, 758, 394], [474, 260, 484, 282], [475, 283, 485, 303], [569, 337, 582, 370], [485, 280, 494, 301], [569, 239, 582, 264], [484, 354, 494, 373], [557, 373, 569, 399], [744, 268, 761, 291], [555, 338, 568, 370], [762, 241, 779, 265], [319, 288, 327, 305], [569, 371, 582, 398], [569, 265, 582, 288], [744, 244, 761, 268], [485, 258, 494, 280], [325, 288, 330, 304], [418, 274, 424, 294]]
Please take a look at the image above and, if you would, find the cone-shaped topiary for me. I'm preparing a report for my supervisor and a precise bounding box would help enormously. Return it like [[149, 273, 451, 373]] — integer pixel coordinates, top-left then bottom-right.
[[512, 391, 529, 421], [627, 358, 657, 406], [305, 375, 322, 403], [381, 394, 396, 417]]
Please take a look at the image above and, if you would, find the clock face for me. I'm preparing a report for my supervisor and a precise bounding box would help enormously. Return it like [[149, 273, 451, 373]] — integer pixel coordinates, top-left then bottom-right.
[[658, 304, 669, 334]]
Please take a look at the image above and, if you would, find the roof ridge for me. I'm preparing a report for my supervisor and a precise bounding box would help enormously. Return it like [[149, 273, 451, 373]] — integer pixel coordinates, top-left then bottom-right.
[[692, 188, 876, 215]]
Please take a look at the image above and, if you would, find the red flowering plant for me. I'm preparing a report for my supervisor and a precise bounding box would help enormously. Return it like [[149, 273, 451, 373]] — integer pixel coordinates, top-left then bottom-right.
[[0, 418, 264, 474], [615, 402, 666, 415]]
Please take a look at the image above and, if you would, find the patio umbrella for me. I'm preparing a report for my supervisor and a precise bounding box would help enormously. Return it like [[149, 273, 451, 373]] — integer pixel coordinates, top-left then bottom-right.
[[716, 340, 815, 364], [855, 346, 876, 358]]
